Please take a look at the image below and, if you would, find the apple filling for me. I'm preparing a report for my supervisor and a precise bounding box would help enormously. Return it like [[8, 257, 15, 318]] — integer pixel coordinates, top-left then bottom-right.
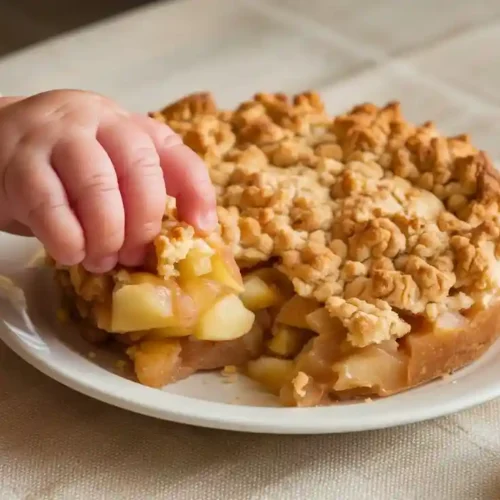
[[241, 275, 499, 406], [57, 250, 499, 405], [95, 246, 253, 341], [54, 237, 264, 387]]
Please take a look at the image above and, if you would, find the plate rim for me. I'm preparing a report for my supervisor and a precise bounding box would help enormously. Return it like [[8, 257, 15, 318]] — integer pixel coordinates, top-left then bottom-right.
[[1, 233, 500, 434], [2, 324, 500, 435]]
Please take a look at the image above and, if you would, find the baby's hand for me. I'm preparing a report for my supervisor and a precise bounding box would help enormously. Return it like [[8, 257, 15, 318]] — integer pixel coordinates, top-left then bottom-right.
[[0, 90, 217, 273]]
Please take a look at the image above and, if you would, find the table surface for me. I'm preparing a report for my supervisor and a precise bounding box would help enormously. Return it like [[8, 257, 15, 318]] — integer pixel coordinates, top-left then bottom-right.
[[1, 0, 500, 498]]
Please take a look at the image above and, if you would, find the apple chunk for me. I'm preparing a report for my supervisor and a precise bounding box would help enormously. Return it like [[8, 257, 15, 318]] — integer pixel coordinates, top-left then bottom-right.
[[181, 277, 225, 316], [332, 344, 408, 395], [194, 294, 255, 341], [128, 339, 182, 388], [126, 272, 167, 286], [306, 307, 346, 338], [111, 281, 195, 332], [246, 357, 295, 395], [268, 324, 309, 358], [177, 247, 213, 280], [240, 275, 281, 311], [276, 295, 320, 329], [251, 268, 295, 299], [147, 326, 193, 339], [206, 247, 244, 293], [92, 301, 112, 331]]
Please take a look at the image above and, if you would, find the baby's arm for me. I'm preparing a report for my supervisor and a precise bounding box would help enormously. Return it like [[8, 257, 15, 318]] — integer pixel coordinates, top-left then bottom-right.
[[0, 90, 217, 272]]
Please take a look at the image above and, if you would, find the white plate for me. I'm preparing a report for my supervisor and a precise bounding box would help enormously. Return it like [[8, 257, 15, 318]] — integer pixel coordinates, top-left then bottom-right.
[[1, 232, 500, 434]]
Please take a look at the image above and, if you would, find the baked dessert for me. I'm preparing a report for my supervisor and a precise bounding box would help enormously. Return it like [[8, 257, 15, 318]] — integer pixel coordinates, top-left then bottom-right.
[[51, 91, 500, 407]]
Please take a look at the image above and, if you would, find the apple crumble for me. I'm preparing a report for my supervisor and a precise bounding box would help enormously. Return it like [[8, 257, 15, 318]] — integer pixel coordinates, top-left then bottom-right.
[[51, 91, 500, 406]]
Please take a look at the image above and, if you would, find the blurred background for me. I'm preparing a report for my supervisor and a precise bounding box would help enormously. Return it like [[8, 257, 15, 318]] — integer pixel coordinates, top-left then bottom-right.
[[0, 0, 152, 56], [0, 0, 499, 160]]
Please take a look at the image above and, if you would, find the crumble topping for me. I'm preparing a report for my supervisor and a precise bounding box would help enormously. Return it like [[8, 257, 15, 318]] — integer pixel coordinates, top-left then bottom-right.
[[291, 371, 309, 398], [326, 297, 410, 347], [153, 197, 217, 279], [153, 91, 500, 348]]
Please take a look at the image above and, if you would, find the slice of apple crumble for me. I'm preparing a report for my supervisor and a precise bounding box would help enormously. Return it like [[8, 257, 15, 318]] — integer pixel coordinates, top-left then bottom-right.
[[52, 91, 500, 406]]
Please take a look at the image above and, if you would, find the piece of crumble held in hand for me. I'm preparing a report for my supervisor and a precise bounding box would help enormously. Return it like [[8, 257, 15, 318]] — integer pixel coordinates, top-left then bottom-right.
[[50, 198, 258, 389], [53, 91, 500, 407]]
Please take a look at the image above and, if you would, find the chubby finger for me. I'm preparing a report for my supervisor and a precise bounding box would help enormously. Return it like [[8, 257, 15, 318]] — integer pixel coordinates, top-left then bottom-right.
[[3, 151, 85, 265], [0, 96, 24, 110], [97, 117, 167, 267], [51, 136, 124, 273], [132, 114, 217, 234]]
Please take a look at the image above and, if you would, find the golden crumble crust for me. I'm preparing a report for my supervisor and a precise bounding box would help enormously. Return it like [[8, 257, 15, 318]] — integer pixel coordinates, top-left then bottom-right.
[[152, 91, 500, 348], [153, 197, 219, 279]]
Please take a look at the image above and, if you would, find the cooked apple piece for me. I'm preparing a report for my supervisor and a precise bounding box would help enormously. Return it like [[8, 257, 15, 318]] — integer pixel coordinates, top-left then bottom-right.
[[111, 283, 172, 332], [127, 339, 182, 388], [306, 307, 346, 338], [246, 357, 295, 395], [250, 268, 295, 299], [276, 295, 320, 329], [194, 294, 255, 341], [92, 301, 112, 331], [69, 265, 86, 291], [294, 334, 343, 384], [205, 247, 244, 293], [268, 324, 309, 358], [147, 326, 193, 339], [181, 277, 225, 315], [125, 272, 166, 286], [111, 280, 196, 332], [332, 343, 408, 395], [177, 247, 213, 280], [240, 275, 281, 311]]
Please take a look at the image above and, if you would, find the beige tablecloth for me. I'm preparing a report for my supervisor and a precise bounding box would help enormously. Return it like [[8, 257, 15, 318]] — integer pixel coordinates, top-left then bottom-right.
[[1, 0, 500, 498]]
